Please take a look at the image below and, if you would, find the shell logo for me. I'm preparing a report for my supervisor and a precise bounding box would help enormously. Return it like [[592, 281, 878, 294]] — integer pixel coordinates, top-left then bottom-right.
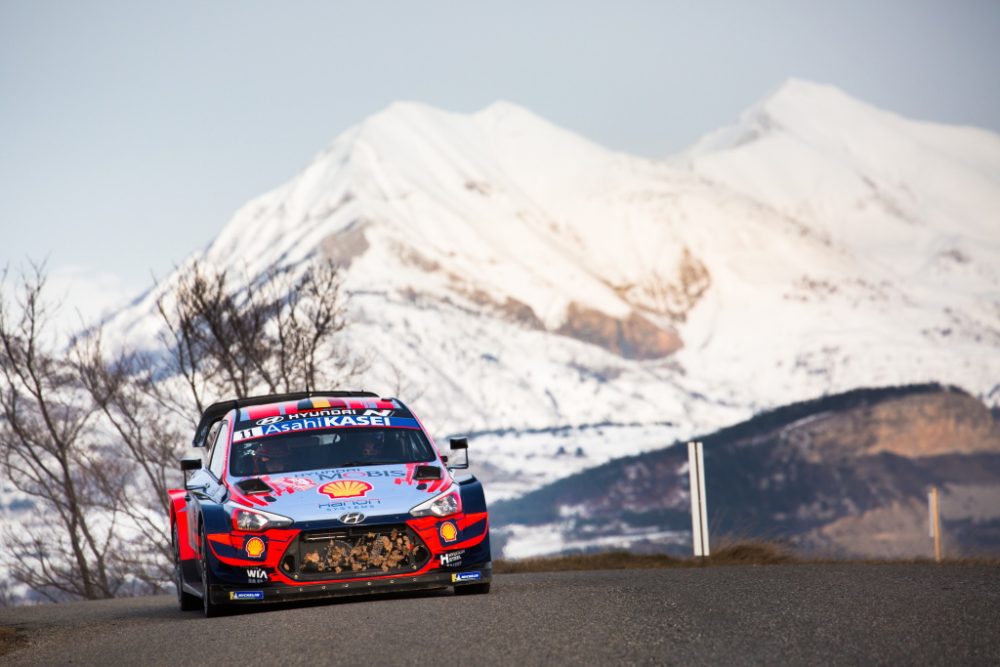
[[245, 537, 266, 559], [318, 480, 373, 499], [439, 521, 458, 543]]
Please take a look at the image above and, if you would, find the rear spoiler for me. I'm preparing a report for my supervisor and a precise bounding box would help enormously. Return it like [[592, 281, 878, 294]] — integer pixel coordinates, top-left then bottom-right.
[[192, 390, 379, 447]]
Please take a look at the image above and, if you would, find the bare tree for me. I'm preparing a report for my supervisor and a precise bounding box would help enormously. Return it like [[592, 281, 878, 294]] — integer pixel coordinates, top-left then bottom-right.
[[0, 263, 123, 600], [72, 259, 363, 596], [153, 258, 362, 404], [0, 257, 363, 603], [74, 338, 185, 588]]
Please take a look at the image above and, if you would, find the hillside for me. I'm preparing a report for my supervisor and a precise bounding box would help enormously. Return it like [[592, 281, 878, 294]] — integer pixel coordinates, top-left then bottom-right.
[[103, 79, 1000, 441], [491, 384, 1000, 558]]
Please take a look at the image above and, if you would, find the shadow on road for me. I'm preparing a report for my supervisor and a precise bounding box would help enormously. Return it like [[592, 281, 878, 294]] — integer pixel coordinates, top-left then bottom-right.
[[172, 585, 454, 619]]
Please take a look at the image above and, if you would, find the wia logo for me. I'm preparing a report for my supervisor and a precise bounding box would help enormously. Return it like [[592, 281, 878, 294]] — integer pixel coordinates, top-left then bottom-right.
[[246, 568, 268, 581]]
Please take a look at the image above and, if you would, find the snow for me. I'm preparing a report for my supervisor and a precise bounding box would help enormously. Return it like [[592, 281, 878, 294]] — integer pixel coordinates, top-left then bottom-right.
[[96, 79, 1000, 520], [500, 523, 688, 559], [464, 423, 686, 502]]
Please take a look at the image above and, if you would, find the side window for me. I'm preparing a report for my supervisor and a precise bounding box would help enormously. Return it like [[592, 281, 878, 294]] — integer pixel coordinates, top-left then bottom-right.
[[208, 421, 229, 480], [203, 421, 222, 461]]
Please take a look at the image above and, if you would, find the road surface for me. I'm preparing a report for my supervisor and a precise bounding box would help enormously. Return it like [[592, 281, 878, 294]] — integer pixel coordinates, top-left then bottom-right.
[[1, 564, 998, 665]]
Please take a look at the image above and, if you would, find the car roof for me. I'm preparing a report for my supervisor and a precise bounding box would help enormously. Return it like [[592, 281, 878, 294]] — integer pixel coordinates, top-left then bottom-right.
[[192, 390, 387, 446]]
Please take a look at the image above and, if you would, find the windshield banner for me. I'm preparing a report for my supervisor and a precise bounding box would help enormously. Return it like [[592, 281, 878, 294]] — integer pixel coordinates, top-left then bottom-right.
[[233, 415, 419, 443]]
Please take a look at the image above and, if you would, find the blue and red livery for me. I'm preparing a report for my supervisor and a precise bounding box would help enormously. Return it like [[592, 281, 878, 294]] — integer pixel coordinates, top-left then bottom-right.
[[169, 391, 491, 616]]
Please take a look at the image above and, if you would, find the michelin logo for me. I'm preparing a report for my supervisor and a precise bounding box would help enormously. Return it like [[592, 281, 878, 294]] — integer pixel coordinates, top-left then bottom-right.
[[451, 572, 481, 582], [229, 590, 264, 601]]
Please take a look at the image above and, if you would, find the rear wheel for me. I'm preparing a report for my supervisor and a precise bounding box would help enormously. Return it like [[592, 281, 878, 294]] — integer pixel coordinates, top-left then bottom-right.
[[173, 524, 200, 611], [454, 582, 491, 595], [199, 525, 227, 618]]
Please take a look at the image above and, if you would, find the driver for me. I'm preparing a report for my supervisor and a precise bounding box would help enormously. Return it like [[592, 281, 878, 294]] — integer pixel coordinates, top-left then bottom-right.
[[358, 430, 387, 460], [256, 439, 291, 474]]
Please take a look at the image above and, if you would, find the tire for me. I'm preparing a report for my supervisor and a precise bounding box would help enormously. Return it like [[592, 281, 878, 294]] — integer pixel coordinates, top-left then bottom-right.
[[173, 524, 200, 611], [454, 582, 491, 595], [199, 525, 228, 618]]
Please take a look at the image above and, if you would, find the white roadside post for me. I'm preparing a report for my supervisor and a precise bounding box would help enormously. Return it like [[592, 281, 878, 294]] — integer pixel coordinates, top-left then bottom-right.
[[688, 441, 710, 557], [928, 486, 942, 563]]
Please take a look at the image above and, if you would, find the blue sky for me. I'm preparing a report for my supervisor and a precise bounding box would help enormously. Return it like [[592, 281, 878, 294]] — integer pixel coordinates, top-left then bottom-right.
[[1, 0, 998, 311]]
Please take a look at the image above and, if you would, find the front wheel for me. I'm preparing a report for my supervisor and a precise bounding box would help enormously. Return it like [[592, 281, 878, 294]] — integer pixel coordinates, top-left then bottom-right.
[[454, 582, 491, 595], [199, 526, 228, 618]]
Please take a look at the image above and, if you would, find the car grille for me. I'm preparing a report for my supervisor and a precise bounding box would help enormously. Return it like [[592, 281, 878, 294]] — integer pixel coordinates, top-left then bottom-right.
[[281, 525, 430, 580]]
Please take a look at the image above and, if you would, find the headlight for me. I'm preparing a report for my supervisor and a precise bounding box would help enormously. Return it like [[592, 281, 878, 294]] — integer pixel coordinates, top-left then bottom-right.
[[226, 504, 293, 532], [410, 487, 462, 518]]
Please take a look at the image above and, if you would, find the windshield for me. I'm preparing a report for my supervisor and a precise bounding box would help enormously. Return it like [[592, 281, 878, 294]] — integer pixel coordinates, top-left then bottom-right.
[[228, 427, 436, 477]]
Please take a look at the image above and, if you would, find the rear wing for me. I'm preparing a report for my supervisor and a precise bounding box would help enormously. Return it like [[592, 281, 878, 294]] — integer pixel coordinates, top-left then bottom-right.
[[191, 390, 379, 447]]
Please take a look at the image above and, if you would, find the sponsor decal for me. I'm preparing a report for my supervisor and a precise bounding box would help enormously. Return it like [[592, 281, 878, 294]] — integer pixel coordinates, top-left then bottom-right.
[[451, 572, 481, 582], [229, 590, 265, 601], [302, 408, 391, 419], [260, 475, 316, 497], [315, 469, 405, 481], [439, 521, 458, 543], [252, 408, 386, 426], [339, 512, 366, 524], [234, 426, 264, 442], [245, 537, 266, 559], [233, 415, 420, 442], [318, 480, 373, 499], [246, 567, 268, 583], [297, 408, 356, 418], [256, 415, 284, 425], [239, 398, 397, 422], [318, 499, 382, 512], [439, 550, 464, 567]]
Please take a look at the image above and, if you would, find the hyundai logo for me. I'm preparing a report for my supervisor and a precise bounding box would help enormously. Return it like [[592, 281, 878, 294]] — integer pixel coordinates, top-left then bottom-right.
[[340, 512, 366, 524], [256, 415, 284, 425]]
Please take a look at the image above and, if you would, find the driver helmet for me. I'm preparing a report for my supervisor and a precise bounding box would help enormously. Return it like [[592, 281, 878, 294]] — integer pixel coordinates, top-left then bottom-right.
[[359, 431, 386, 458], [257, 439, 291, 472]]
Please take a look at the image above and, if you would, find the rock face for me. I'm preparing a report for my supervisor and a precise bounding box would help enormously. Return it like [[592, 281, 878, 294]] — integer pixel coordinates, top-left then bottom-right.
[[557, 303, 682, 360], [491, 384, 1000, 558], [777, 391, 1000, 462]]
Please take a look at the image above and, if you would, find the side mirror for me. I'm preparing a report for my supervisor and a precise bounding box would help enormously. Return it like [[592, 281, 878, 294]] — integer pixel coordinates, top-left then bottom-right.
[[415, 465, 442, 481], [180, 456, 202, 472], [448, 437, 470, 469]]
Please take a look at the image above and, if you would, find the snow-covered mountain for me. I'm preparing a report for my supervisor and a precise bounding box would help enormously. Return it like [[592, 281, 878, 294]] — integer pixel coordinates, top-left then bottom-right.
[[109, 78, 1000, 475]]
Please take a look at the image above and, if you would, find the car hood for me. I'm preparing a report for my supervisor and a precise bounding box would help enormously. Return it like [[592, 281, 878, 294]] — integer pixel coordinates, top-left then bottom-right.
[[229, 463, 453, 523]]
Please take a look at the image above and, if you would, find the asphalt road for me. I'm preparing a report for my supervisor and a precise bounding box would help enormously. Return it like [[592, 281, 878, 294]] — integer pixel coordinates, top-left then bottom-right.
[[1, 564, 998, 666]]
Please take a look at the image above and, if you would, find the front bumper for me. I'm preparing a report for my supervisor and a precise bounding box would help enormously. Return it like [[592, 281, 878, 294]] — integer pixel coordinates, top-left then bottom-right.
[[203, 511, 491, 592], [210, 564, 492, 605]]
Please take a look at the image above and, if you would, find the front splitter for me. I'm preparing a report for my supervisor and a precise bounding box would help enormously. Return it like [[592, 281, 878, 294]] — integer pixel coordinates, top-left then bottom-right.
[[210, 565, 492, 605]]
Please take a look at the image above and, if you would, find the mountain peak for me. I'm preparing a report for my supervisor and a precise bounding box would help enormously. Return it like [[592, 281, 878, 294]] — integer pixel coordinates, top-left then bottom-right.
[[761, 77, 863, 110], [755, 77, 888, 128], [357, 99, 553, 138], [688, 78, 906, 156], [475, 99, 542, 121], [358, 99, 460, 133]]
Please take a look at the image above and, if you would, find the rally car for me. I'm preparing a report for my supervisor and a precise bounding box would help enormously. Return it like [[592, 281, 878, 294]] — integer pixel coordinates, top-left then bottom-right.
[[169, 391, 491, 616]]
